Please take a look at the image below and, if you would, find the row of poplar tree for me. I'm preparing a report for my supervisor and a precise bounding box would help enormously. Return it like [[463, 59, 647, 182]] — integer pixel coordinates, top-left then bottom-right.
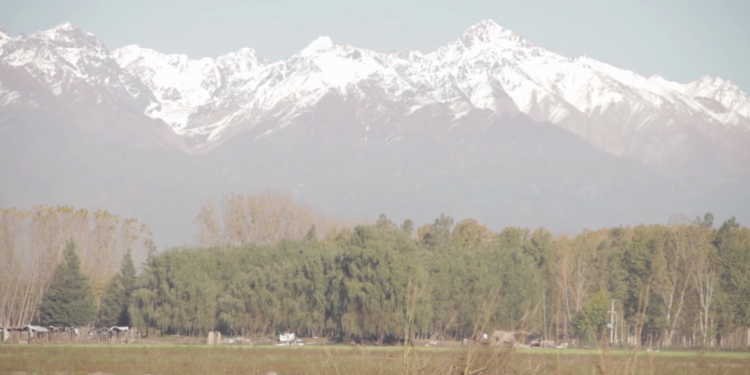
[[123, 212, 750, 348], [31, 208, 750, 349]]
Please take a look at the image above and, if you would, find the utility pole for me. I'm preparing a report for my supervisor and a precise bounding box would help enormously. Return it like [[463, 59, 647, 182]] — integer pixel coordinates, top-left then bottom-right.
[[608, 300, 616, 345]]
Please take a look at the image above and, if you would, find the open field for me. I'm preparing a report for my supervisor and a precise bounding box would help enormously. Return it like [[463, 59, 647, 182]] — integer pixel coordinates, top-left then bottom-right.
[[1, 345, 749, 375]]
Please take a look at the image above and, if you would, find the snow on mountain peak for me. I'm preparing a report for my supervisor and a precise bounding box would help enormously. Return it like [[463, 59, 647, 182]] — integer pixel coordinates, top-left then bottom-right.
[[300, 36, 335, 56], [217, 49, 266, 77], [54, 22, 76, 31], [3, 23, 110, 73], [460, 19, 526, 47], [111, 44, 145, 65], [112, 44, 226, 130], [31, 22, 105, 52], [682, 75, 750, 118], [0, 27, 9, 54], [107, 20, 749, 146], [0, 23, 158, 112], [234, 47, 265, 61], [218, 47, 267, 71]]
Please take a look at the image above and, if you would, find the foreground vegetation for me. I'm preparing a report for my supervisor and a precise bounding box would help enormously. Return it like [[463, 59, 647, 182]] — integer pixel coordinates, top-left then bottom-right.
[[1, 345, 748, 375]]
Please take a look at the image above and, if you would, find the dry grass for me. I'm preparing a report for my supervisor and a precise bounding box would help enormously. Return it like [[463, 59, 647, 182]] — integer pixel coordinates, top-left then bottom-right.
[[0, 344, 748, 375]]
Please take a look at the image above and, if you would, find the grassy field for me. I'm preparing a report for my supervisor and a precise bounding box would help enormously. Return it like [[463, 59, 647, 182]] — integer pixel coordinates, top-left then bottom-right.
[[1, 344, 749, 375]]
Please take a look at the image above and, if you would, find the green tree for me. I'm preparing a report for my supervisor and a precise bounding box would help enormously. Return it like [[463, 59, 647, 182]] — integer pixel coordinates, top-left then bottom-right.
[[697, 212, 714, 228], [400, 219, 414, 237], [120, 249, 138, 297], [305, 225, 317, 241], [334, 225, 417, 343], [375, 214, 397, 231], [98, 275, 125, 327], [99, 249, 138, 326], [123, 211, 750, 348], [451, 218, 492, 248], [715, 218, 750, 331], [418, 214, 454, 249], [575, 289, 610, 340], [39, 240, 96, 326]]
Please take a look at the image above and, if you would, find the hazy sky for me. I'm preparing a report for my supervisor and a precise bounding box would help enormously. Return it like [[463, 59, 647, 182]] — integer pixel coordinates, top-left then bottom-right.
[[1, 0, 748, 90]]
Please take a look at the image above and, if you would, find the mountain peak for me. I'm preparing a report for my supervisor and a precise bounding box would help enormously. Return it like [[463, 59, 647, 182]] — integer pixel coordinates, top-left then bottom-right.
[[698, 75, 730, 85], [300, 36, 335, 56], [232, 47, 266, 62], [235, 47, 258, 55], [33, 22, 104, 49], [461, 19, 523, 46], [54, 22, 76, 31], [689, 75, 734, 92], [218, 47, 268, 70], [112, 44, 155, 65], [471, 19, 502, 29], [0, 26, 8, 38]]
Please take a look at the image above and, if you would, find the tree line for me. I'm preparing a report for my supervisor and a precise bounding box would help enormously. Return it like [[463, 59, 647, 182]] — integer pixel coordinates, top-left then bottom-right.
[[130, 210, 750, 348], [3, 194, 750, 349]]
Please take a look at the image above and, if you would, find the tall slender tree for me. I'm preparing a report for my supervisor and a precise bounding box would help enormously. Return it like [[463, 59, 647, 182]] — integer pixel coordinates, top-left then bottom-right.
[[99, 249, 138, 326]]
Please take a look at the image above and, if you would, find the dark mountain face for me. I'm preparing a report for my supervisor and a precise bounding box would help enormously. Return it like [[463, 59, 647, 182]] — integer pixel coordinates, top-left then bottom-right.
[[3, 95, 747, 247]]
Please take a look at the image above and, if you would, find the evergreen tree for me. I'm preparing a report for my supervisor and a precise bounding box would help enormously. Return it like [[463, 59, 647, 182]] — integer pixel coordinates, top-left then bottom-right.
[[400, 219, 414, 236], [375, 214, 397, 231], [39, 240, 95, 326], [702, 212, 715, 228], [119, 249, 138, 297], [305, 225, 317, 241], [417, 214, 453, 249], [99, 249, 138, 326], [98, 275, 125, 327]]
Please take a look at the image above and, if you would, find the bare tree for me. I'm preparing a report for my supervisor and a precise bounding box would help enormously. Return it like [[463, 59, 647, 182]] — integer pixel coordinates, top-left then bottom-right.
[[647, 224, 692, 346], [0, 206, 153, 326], [689, 225, 718, 346], [194, 189, 346, 247]]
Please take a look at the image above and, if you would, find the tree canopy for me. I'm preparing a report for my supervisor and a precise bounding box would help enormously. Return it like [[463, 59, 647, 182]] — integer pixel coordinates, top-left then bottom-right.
[[39, 240, 96, 326], [124, 212, 750, 348], [98, 249, 138, 327], [5, 200, 750, 350]]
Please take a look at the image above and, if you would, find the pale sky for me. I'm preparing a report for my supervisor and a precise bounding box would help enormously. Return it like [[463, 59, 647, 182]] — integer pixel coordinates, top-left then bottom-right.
[[1, 0, 748, 91]]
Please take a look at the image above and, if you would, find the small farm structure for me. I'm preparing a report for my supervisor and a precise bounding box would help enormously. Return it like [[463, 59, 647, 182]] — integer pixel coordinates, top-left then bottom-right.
[[0, 325, 137, 344], [489, 330, 537, 347]]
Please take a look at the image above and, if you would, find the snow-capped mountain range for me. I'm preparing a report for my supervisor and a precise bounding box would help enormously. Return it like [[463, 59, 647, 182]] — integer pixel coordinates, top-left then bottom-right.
[[1, 21, 748, 246], [2, 20, 749, 159]]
